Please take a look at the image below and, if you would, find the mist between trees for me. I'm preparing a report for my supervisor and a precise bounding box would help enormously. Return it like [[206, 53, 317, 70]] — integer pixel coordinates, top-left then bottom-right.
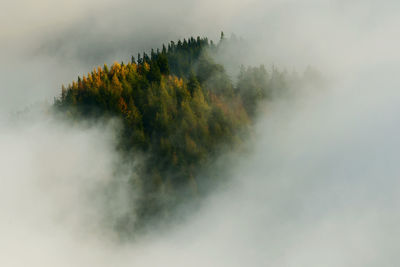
[[52, 33, 321, 237]]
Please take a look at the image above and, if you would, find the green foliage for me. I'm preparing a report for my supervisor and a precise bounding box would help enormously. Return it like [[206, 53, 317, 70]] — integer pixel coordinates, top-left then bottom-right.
[[54, 35, 294, 232]]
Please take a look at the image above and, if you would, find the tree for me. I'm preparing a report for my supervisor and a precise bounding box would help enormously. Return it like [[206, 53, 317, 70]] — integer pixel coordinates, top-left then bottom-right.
[[53, 35, 295, 233]]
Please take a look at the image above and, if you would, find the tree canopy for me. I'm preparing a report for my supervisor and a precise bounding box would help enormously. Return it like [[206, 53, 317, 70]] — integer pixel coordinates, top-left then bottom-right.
[[54, 35, 296, 234]]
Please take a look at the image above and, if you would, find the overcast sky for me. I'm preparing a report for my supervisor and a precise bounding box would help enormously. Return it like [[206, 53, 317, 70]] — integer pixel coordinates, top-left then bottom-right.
[[1, 0, 399, 113]]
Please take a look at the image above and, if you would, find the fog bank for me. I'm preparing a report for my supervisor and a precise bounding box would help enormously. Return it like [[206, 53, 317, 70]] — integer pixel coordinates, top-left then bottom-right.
[[1, 0, 400, 266]]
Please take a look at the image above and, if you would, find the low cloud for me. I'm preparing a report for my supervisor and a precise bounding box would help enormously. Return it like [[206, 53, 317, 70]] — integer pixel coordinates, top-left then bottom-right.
[[1, 0, 400, 266]]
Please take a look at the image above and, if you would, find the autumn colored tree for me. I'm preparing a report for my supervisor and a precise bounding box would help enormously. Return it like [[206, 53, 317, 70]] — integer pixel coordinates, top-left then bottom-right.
[[54, 35, 296, 233]]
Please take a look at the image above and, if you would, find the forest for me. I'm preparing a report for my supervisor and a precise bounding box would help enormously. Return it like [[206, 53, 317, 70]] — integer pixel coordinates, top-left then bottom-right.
[[54, 33, 303, 234]]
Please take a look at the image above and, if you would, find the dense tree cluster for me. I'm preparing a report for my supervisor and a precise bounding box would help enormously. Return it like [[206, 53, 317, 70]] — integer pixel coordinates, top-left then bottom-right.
[[54, 34, 293, 232]]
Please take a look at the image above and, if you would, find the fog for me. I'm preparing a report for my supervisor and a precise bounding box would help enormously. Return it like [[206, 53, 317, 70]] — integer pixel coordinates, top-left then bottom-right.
[[1, 0, 400, 266]]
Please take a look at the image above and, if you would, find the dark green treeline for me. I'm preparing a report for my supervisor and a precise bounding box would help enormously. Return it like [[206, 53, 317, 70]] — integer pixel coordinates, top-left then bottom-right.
[[54, 34, 295, 234]]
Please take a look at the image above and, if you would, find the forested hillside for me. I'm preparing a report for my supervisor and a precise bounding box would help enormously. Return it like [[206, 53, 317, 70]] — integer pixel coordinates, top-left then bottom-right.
[[54, 33, 296, 233]]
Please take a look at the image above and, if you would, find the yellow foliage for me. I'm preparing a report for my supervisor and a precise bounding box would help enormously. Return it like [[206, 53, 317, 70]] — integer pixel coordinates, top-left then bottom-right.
[[87, 73, 93, 85], [72, 81, 78, 90], [111, 74, 122, 92], [110, 62, 121, 76], [143, 62, 150, 72], [175, 77, 184, 88], [120, 65, 128, 78], [94, 74, 102, 88], [129, 63, 137, 73]]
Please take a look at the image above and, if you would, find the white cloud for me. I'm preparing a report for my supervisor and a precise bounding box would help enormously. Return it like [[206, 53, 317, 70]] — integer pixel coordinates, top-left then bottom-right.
[[0, 0, 399, 265]]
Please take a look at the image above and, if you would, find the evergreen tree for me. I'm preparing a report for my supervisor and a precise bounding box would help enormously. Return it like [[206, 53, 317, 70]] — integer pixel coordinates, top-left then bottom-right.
[[54, 35, 296, 233]]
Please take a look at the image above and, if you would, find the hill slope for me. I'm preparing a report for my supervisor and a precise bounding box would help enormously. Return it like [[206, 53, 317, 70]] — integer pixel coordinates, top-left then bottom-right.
[[54, 34, 292, 233]]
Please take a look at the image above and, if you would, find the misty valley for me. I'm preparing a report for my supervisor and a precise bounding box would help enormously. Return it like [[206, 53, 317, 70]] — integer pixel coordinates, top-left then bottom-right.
[[2, 1, 399, 264]]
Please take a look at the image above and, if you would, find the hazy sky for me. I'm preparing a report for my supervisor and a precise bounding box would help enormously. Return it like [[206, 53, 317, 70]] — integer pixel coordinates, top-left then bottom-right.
[[1, 0, 399, 112], [1, 0, 400, 266]]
